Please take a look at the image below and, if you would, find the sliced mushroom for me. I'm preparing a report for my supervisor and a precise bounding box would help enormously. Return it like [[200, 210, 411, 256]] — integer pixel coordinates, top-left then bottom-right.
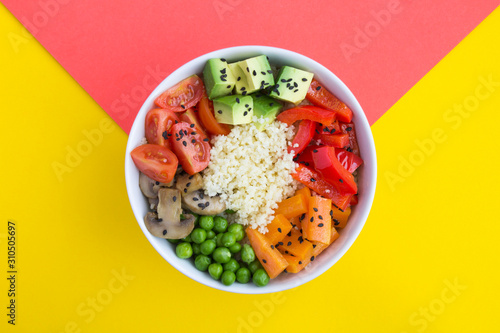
[[148, 197, 159, 210], [143, 188, 195, 239], [176, 173, 204, 196], [182, 190, 226, 215], [144, 212, 195, 239], [139, 172, 174, 199]]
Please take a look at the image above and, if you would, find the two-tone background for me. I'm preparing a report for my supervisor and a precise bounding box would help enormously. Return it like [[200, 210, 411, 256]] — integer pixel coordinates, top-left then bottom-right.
[[1, 1, 499, 332]]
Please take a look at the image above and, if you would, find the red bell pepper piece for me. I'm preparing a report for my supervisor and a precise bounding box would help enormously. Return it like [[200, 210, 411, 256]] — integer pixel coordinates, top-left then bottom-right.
[[335, 148, 363, 173], [312, 147, 357, 195], [292, 165, 352, 211], [306, 79, 353, 123], [316, 121, 340, 135], [314, 133, 349, 148], [276, 106, 336, 126], [340, 122, 360, 156], [288, 120, 316, 155], [295, 145, 317, 168], [349, 194, 359, 206]]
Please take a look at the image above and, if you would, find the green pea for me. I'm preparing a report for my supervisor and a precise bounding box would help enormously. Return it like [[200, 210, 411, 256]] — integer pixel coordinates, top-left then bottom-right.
[[213, 247, 231, 264], [221, 232, 236, 247], [228, 223, 245, 241], [241, 244, 256, 264], [236, 267, 251, 284], [191, 228, 207, 244], [192, 243, 201, 255], [191, 213, 199, 226], [247, 260, 262, 274], [208, 263, 223, 280], [215, 233, 224, 247], [175, 242, 193, 259], [206, 230, 216, 239], [194, 255, 212, 271], [213, 216, 229, 233], [252, 268, 270, 287], [223, 259, 240, 273], [200, 239, 216, 255], [167, 238, 180, 244], [221, 271, 236, 286], [199, 215, 214, 230], [228, 242, 242, 254], [181, 234, 192, 243]]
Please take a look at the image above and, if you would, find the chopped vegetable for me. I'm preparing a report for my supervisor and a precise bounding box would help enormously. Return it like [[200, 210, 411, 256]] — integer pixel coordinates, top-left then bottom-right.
[[246, 227, 289, 279], [265, 214, 293, 244], [144, 108, 180, 149], [314, 133, 349, 148], [288, 119, 316, 155], [312, 146, 357, 195], [131, 144, 178, 183], [335, 148, 363, 173], [331, 206, 351, 228], [169, 122, 211, 175], [197, 95, 231, 135], [302, 196, 332, 245], [155, 75, 205, 112], [274, 193, 309, 219], [276, 105, 336, 126], [277, 228, 313, 260], [306, 78, 353, 123]]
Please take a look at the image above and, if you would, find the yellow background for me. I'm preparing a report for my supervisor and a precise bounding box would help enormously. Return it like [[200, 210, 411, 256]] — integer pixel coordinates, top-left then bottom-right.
[[1, 4, 499, 332]]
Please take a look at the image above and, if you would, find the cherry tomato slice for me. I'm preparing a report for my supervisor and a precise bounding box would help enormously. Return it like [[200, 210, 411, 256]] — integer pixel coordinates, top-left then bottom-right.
[[154, 75, 205, 112], [145, 109, 180, 149], [131, 144, 178, 183], [178, 108, 207, 137], [169, 122, 211, 175], [197, 95, 231, 136]]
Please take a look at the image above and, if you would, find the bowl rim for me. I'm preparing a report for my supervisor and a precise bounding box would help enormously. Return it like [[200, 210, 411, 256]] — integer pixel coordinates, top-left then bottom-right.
[[125, 45, 377, 294]]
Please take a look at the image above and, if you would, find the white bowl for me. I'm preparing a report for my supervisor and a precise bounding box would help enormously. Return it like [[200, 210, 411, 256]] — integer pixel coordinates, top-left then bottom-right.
[[125, 46, 377, 294]]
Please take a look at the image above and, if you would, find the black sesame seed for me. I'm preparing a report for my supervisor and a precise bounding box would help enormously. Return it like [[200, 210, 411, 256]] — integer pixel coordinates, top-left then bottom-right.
[[175, 120, 179, 124], [220, 68, 226, 74], [156, 181, 160, 185], [285, 250, 289, 254], [339, 179, 343, 183], [261, 71, 266, 75], [241, 87, 246, 91], [346, 126, 352, 132], [302, 78, 307, 82], [305, 162, 310, 166], [271, 245, 274, 249], [173, 196, 177, 202], [267, 70, 273, 74], [278, 242, 283, 246], [199, 193, 204, 199], [294, 82, 298, 87], [318, 223, 324, 227], [313, 207, 318, 212], [316, 86, 321, 91], [278, 228, 282, 233], [346, 147, 353, 152], [205, 202, 210, 207], [220, 58, 226, 62], [310, 217, 314, 222], [186, 182, 191, 187], [182, 141, 187, 147], [246, 67, 249, 72], [298, 236, 304, 244], [287, 231, 292, 237], [286, 78, 292, 82], [287, 241, 292, 246], [313, 149, 318, 153], [245, 104, 249, 107], [191, 132, 197, 135], [312, 244, 317, 248], [315, 129, 320, 134], [163, 229, 167, 235], [300, 213, 305, 221], [218, 110, 222, 114], [198, 203, 205, 208], [311, 256, 315, 261], [181, 104, 185, 109], [203, 138, 209, 142], [244, 111, 248, 116], [310, 178, 316, 182], [269, 103, 274, 106], [242, 91, 247, 95], [318, 215, 323, 220], [191, 139, 196, 144], [190, 123, 195, 128], [227, 85, 231, 88], [184, 188, 187, 193], [221, 77, 227, 82], [262, 259, 267, 264], [188, 175, 193, 179], [294, 89, 298, 93], [162, 131, 168, 139], [330, 210, 333, 216], [193, 197, 198, 201], [330, 128, 336, 134], [333, 219, 340, 226], [286, 83, 291, 88], [236, 98, 240, 103], [281, 79, 287, 83], [237, 76, 241, 81]]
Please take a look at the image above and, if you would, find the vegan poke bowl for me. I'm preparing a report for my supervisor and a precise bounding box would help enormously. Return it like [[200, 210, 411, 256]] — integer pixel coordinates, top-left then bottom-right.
[[125, 46, 376, 293]]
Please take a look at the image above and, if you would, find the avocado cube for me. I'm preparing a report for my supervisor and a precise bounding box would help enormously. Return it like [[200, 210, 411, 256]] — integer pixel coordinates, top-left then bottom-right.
[[213, 95, 253, 125], [238, 55, 275, 92], [228, 62, 257, 95], [269, 66, 314, 104], [203, 58, 236, 100], [250, 94, 283, 131]]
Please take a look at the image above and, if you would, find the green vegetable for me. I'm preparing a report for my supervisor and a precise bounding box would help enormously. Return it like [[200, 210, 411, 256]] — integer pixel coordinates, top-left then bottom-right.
[[194, 255, 212, 271], [221, 271, 236, 286], [236, 267, 251, 284], [228, 242, 242, 254], [206, 230, 216, 239], [252, 268, 270, 287], [181, 234, 192, 243], [221, 232, 236, 247], [228, 223, 245, 241], [167, 238, 180, 244], [200, 239, 216, 255], [208, 263, 223, 280], [241, 244, 256, 263], [215, 233, 224, 247], [223, 259, 240, 273], [192, 243, 201, 255], [213, 247, 231, 264], [247, 260, 262, 274], [175, 242, 193, 259], [191, 228, 207, 244], [199, 215, 215, 230], [213, 216, 229, 233]]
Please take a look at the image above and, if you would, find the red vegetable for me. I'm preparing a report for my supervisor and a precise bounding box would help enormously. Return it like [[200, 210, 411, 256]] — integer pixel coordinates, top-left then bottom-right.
[[312, 147, 357, 195], [178, 108, 207, 137], [144, 109, 180, 149], [131, 144, 178, 183], [335, 148, 363, 173], [314, 133, 349, 148], [306, 79, 353, 123], [340, 122, 360, 156], [292, 165, 352, 210], [288, 120, 316, 155], [155, 75, 205, 112], [197, 95, 231, 136], [276, 106, 336, 126], [169, 122, 211, 175]]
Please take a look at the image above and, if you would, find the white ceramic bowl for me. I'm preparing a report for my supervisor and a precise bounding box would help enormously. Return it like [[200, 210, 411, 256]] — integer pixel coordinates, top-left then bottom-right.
[[125, 46, 377, 294]]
